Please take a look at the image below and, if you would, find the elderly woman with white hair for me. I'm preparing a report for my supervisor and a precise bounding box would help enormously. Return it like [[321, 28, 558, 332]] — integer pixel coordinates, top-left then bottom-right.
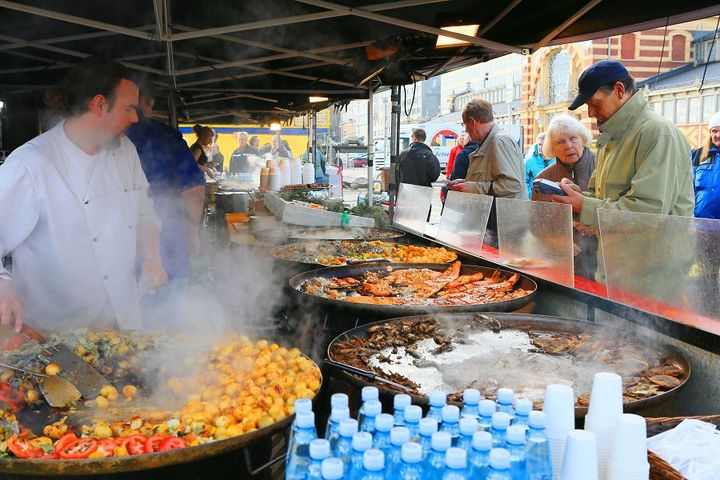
[[532, 114, 597, 278]]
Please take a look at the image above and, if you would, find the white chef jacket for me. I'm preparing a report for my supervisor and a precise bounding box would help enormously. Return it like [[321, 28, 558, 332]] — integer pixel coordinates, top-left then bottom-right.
[[0, 121, 159, 331]]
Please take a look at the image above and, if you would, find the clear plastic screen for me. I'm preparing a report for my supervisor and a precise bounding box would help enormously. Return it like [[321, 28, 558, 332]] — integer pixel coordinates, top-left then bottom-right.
[[598, 209, 720, 334], [393, 183, 434, 235], [496, 198, 575, 287], [436, 191, 494, 256]]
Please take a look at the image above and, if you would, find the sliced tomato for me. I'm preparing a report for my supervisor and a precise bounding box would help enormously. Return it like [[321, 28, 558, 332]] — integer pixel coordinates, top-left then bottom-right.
[[53, 433, 79, 454], [57, 438, 98, 460], [95, 438, 118, 457], [158, 437, 187, 451], [7, 436, 45, 459], [1, 335, 25, 350], [118, 435, 147, 455], [143, 434, 167, 453]]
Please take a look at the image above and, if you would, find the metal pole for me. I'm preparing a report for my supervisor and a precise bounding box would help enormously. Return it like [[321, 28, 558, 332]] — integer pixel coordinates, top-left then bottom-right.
[[367, 89, 374, 207], [388, 85, 401, 221], [307, 112, 312, 166]]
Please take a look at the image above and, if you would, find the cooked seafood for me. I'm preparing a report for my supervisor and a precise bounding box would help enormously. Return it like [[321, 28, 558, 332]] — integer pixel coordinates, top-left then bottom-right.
[[274, 240, 457, 266]]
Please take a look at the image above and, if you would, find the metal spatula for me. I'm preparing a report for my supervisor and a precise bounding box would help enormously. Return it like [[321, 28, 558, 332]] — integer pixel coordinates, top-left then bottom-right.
[[0, 362, 81, 408]]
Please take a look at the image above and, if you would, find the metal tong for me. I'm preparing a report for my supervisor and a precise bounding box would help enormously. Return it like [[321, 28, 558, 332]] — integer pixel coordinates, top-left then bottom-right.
[[324, 358, 414, 392]]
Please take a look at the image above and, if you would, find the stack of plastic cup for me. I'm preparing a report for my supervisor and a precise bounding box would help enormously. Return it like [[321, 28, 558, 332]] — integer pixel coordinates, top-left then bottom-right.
[[607, 414, 649, 480], [560, 430, 598, 480], [584, 372, 623, 480], [543, 384, 575, 480]]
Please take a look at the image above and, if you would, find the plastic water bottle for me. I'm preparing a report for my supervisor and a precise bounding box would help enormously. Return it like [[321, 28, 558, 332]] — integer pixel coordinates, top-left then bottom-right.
[[287, 398, 313, 464], [461, 389, 481, 420], [427, 391, 446, 422], [419, 418, 439, 458], [393, 394, 412, 426], [358, 386, 379, 425], [340, 209, 351, 228], [321, 457, 343, 480], [469, 431, 492, 479], [398, 442, 424, 480], [525, 411, 553, 480], [286, 411, 317, 479], [305, 439, 331, 480], [425, 431, 452, 479], [325, 393, 349, 434], [332, 418, 358, 468], [496, 389, 515, 418], [506, 425, 528, 479], [348, 431, 374, 478], [404, 405, 422, 440], [478, 400, 496, 431], [486, 448, 513, 480], [456, 417, 479, 453], [360, 448, 386, 480], [360, 400, 382, 434], [513, 399, 532, 427], [490, 412, 512, 448], [443, 447, 469, 480], [373, 413, 394, 452], [441, 405, 461, 445], [325, 406, 349, 450], [386, 426, 411, 475]]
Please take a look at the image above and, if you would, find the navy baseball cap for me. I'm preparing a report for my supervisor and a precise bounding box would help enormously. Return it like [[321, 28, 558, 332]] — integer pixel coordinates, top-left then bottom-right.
[[569, 60, 629, 110]]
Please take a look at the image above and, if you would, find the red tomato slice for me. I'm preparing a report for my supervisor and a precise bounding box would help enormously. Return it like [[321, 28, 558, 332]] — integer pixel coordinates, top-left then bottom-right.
[[118, 435, 147, 455], [58, 438, 98, 460], [95, 439, 118, 457], [7, 436, 45, 459], [53, 433, 79, 454], [158, 437, 187, 451], [144, 435, 167, 453]]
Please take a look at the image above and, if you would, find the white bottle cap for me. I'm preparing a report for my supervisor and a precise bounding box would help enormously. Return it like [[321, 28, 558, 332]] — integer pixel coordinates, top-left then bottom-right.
[[296, 411, 315, 428], [459, 417, 479, 436], [442, 405, 460, 423], [528, 411, 547, 428], [339, 418, 358, 437], [431, 431, 452, 451], [330, 393, 349, 409], [515, 398, 533, 415], [390, 426, 411, 446], [492, 412, 512, 430], [472, 431, 493, 451], [506, 425, 527, 445], [463, 388, 481, 405], [363, 449, 385, 471], [363, 399, 382, 417], [429, 390, 446, 407], [497, 388, 514, 405], [419, 417, 439, 436], [362, 386, 379, 402], [309, 439, 330, 459], [404, 405, 422, 423], [401, 442, 423, 463], [321, 457, 343, 480], [375, 413, 394, 432], [330, 406, 350, 423], [394, 394, 411, 410], [489, 448, 511, 469], [478, 399, 496, 417], [352, 431, 373, 451], [294, 398, 313, 414], [445, 447, 467, 469]]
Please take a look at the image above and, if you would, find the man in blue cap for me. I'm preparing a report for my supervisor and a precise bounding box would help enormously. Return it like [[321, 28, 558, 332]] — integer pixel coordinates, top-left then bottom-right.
[[551, 60, 693, 284]]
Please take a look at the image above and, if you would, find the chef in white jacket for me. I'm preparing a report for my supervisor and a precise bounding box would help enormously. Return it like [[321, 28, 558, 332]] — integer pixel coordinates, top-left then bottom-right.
[[0, 57, 167, 332]]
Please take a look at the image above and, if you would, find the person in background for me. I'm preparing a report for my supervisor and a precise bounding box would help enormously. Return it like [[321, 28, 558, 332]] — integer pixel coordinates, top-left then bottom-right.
[[445, 133, 468, 180], [126, 78, 205, 322], [270, 135, 291, 159], [249, 135, 261, 152], [209, 130, 224, 172], [397, 128, 441, 187], [524, 133, 555, 198], [0, 57, 166, 331], [441, 133, 476, 203], [190, 124, 216, 178], [532, 114, 597, 278], [229, 131, 258, 174], [281, 139, 293, 159], [302, 144, 327, 183]]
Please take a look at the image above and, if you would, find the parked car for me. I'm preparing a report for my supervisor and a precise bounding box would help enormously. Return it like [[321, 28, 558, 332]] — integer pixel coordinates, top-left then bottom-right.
[[353, 156, 368, 168]]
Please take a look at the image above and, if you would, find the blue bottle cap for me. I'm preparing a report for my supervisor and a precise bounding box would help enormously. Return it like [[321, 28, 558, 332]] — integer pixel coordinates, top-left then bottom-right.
[[330, 393, 349, 409], [515, 398, 533, 415], [472, 431, 493, 451], [362, 386, 379, 402], [294, 398, 313, 414], [478, 399, 496, 417], [401, 442, 423, 463], [363, 449, 385, 471], [492, 412, 512, 430], [459, 417, 479, 436], [296, 411, 315, 428], [445, 447, 467, 469], [431, 431, 452, 451], [489, 448, 511, 469], [528, 411, 547, 428], [339, 418, 358, 437], [497, 388, 514, 404], [393, 393, 411, 410], [429, 390, 446, 407], [375, 413, 394, 432], [330, 406, 350, 422], [363, 399, 382, 417], [463, 388, 481, 405], [390, 426, 411, 446], [309, 439, 330, 459], [506, 425, 527, 445], [442, 405, 460, 423], [404, 405, 422, 423], [352, 431, 373, 451], [419, 417, 439, 436], [321, 457, 343, 480]]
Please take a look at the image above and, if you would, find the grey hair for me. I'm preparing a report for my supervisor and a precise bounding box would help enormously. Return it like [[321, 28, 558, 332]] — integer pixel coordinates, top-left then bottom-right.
[[542, 114, 592, 159], [458, 132, 470, 147]]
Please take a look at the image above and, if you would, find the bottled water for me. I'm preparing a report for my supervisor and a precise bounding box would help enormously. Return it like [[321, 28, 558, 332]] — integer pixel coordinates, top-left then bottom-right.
[[332, 418, 358, 469], [425, 431, 452, 479], [325, 393, 349, 434], [386, 426, 411, 475], [506, 425, 528, 480], [486, 448, 513, 480], [404, 405, 423, 440], [461, 388, 481, 420], [285, 411, 317, 479], [360, 448, 386, 480], [418, 417, 439, 458], [469, 431, 492, 479], [525, 411, 553, 480], [287, 398, 313, 465], [305, 439, 331, 480], [398, 441, 424, 480], [443, 447, 469, 480], [513, 399, 532, 427], [456, 417, 479, 453], [478, 400, 496, 431], [373, 413, 394, 452], [394, 394, 412, 426], [496, 388, 515, 418], [348, 431, 374, 478], [320, 457, 343, 480], [441, 405, 461, 445], [358, 386, 379, 425], [325, 406, 349, 450], [427, 391, 447, 422], [490, 412, 512, 448], [359, 400, 382, 434]]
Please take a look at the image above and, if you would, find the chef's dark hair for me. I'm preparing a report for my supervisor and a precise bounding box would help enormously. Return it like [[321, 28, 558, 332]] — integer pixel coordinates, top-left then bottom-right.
[[62, 57, 131, 116]]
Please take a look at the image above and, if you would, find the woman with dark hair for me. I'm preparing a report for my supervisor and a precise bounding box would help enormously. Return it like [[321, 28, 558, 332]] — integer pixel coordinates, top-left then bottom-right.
[[190, 124, 215, 178]]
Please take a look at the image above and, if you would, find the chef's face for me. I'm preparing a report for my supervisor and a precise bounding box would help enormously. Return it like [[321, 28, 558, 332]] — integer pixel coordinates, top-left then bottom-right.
[[711, 126, 720, 149], [100, 79, 139, 140]]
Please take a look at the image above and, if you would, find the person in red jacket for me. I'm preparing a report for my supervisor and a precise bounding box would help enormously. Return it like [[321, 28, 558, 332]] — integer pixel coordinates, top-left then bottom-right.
[[446, 133, 469, 180]]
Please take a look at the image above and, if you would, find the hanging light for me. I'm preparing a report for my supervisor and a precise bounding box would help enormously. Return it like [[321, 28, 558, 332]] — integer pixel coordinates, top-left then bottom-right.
[[270, 122, 282, 132], [436, 24, 480, 48], [309, 96, 329, 103]]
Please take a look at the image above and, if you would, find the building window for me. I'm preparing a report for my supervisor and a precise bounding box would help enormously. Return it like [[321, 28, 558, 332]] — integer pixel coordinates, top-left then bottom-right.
[[651, 102, 662, 114], [702, 96, 716, 121], [675, 98, 688, 124], [548, 50, 570, 104], [662, 100, 675, 122], [671, 35, 686, 62], [621, 34, 636, 59], [689, 97, 701, 123]]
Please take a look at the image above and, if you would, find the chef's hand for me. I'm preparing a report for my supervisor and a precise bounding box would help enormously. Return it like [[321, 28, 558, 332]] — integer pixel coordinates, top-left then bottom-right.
[[140, 258, 168, 291], [551, 181, 584, 213], [0, 279, 23, 332], [447, 180, 467, 192]]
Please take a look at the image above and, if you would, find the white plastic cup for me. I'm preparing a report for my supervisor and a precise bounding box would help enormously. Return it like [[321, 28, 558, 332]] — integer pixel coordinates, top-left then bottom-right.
[[560, 430, 598, 480], [543, 384, 574, 479], [585, 417, 619, 480], [586, 373, 623, 426], [607, 414, 649, 478]]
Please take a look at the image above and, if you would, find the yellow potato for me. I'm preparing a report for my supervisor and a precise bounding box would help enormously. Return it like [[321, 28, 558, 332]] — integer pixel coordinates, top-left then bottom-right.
[[44, 363, 61, 376]]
